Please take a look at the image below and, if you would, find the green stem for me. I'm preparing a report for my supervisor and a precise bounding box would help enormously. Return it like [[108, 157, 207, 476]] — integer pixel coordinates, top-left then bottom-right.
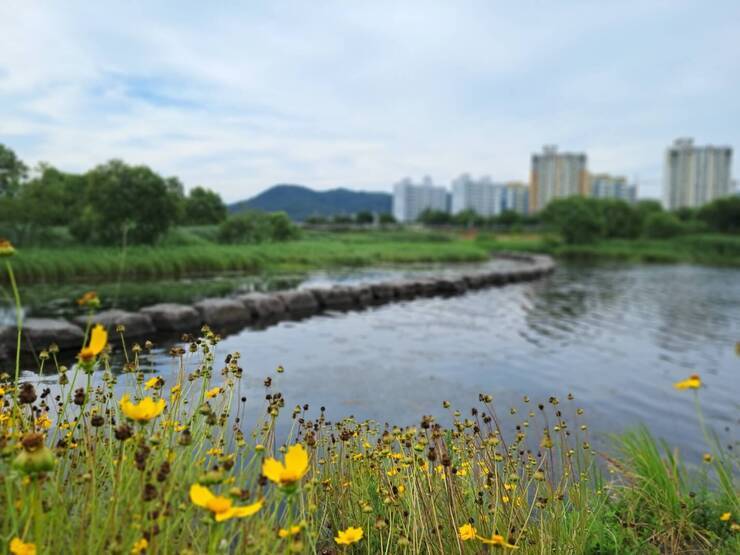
[[6, 259, 23, 386]]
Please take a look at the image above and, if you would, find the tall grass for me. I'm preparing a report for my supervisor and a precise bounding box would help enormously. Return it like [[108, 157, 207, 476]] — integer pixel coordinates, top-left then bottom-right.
[[2, 231, 489, 285]]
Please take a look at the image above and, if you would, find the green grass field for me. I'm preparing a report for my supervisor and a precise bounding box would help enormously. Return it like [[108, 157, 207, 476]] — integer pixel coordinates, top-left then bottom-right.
[[480, 232, 740, 266]]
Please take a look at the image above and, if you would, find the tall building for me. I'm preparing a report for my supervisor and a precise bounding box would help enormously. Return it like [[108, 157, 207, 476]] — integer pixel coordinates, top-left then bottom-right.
[[590, 174, 637, 203], [529, 145, 588, 212], [451, 174, 503, 216], [663, 138, 733, 209], [392, 176, 448, 222], [502, 182, 530, 215]]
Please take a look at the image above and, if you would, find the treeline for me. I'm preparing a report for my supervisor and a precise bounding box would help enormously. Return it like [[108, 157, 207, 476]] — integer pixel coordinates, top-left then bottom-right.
[[541, 196, 739, 244], [417, 208, 538, 229], [0, 144, 299, 246], [305, 212, 396, 225]]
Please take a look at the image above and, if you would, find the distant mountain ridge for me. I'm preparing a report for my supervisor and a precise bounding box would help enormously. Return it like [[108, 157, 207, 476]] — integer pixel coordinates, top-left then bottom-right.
[[229, 184, 392, 221]]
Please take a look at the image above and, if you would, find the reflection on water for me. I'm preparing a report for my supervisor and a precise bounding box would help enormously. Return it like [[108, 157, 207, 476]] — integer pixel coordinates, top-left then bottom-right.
[[18, 262, 740, 462]]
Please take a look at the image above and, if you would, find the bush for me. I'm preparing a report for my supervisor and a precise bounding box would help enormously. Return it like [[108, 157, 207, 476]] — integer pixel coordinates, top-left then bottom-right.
[[697, 196, 740, 233], [599, 199, 642, 239], [541, 197, 605, 244], [217, 211, 300, 244], [643, 212, 685, 239]]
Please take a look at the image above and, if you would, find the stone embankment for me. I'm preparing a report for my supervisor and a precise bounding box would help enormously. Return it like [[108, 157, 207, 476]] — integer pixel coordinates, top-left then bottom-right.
[[0, 253, 554, 358]]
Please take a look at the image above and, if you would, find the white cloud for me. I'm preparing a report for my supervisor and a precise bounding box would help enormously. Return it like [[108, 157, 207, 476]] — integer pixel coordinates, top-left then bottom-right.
[[0, 0, 738, 201]]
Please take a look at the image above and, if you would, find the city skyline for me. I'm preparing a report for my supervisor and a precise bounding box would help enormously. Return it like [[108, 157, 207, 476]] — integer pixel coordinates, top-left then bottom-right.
[[2, 1, 740, 202]]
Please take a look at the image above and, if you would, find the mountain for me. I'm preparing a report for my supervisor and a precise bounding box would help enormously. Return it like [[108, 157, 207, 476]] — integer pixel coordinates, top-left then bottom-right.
[[229, 184, 392, 221]]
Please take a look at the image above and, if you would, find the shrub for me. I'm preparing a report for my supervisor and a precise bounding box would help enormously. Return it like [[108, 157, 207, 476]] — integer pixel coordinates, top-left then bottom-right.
[[643, 212, 685, 239], [217, 211, 300, 244], [598, 199, 642, 239], [541, 197, 605, 244], [698, 196, 740, 233]]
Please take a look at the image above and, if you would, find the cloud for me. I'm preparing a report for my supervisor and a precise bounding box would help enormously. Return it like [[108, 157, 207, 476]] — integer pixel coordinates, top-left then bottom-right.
[[0, 0, 738, 201]]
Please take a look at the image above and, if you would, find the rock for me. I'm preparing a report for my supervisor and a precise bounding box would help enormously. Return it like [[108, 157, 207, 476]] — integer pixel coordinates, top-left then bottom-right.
[[194, 298, 251, 328], [237, 293, 287, 321], [310, 286, 356, 311], [369, 283, 395, 303], [140, 303, 201, 333], [463, 274, 487, 289], [349, 284, 374, 307], [74, 309, 155, 338], [433, 278, 467, 296], [277, 290, 321, 316], [1, 318, 85, 352], [414, 279, 440, 297], [393, 281, 419, 300]]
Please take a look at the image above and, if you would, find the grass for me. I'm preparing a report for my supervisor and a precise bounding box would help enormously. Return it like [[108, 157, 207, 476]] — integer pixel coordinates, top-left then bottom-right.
[[0, 325, 737, 554], [2, 229, 490, 285], [480, 233, 740, 266], [0, 255, 738, 554]]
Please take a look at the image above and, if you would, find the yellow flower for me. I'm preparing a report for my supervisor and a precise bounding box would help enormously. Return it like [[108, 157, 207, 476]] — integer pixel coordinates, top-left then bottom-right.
[[278, 524, 303, 538], [120, 394, 166, 422], [35, 414, 52, 429], [477, 533, 518, 549], [335, 526, 363, 545], [205, 387, 221, 399], [189, 483, 262, 522], [10, 538, 36, 555], [674, 374, 701, 390], [130, 537, 148, 554], [79, 324, 107, 362], [703, 453, 713, 463], [170, 384, 182, 400], [0, 238, 16, 257], [458, 523, 477, 541], [720, 512, 731, 521], [262, 444, 309, 487], [0, 386, 6, 396], [144, 377, 162, 390], [76, 291, 100, 307]]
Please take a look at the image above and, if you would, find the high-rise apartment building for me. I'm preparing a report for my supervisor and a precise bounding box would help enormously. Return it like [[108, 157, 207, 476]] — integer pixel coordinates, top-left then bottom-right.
[[663, 138, 733, 209], [502, 182, 530, 215], [529, 145, 588, 212], [451, 174, 503, 216], [392, 176, 448, 222], [590, 174, 637, 203]]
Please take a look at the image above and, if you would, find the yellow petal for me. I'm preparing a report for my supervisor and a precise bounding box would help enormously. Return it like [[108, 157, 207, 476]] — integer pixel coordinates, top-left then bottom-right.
[[88, 324, 108, 355], [218, 499, 263, 521], [262, 457, 285, 484], [189, 483, 214, 508], [285, 444, 309, 478]]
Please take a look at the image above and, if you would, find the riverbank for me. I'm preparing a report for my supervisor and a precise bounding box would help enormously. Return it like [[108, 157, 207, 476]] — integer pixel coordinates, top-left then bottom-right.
[[1, 230, 490, 285], [480, 232, 740, 266]]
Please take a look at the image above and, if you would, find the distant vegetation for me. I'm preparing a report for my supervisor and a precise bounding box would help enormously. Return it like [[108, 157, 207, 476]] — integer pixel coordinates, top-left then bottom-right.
[[229, 183, 392, 221]]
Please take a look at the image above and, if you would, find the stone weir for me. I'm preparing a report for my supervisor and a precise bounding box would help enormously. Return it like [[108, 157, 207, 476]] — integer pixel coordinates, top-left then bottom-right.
[[0, 253, 554, 359]]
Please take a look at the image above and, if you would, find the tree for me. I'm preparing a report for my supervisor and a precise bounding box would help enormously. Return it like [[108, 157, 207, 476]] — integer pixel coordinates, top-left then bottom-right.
[[355, 211, 373, 224], [17, 165, 87, 226], [378, 213, 396, 225], [0, 144, 28, 196], [697, 196, 740, 233], [70, 160, 179, 245], [643, 212, 684, 239], [598, 199, 642, 239], [184, 186, 227, 225], [496, 210, 521, 227], [452, 209, 483, 228], [217, 211, 300, 243], [418, 209, 451, 225], [541, 197, 605, 244]]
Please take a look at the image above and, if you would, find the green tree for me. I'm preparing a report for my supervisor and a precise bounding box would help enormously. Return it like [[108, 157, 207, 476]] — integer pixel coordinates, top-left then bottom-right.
[[598, 199, 642, 239], [697, 196, 740, 233], [355, 211, 373, 224], [0, 144, 28, 196], [378, 213, 396, 224], [418, 209, 451, 225], [451, 209, 482, 227], [643, 212, 684, 239], [541, 196, 605, 244], [184, 186, 227, 224], [71, 160, 179, 245], [496, 210, 521, 227], [217, 211, 300, 244]]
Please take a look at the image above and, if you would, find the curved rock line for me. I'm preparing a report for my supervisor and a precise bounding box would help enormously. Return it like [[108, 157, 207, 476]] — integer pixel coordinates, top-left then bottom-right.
[[0, 253, 554, 357]]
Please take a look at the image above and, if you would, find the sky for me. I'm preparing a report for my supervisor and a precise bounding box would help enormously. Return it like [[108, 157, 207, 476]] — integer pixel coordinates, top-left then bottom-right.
[[1, 1, 738, 202]]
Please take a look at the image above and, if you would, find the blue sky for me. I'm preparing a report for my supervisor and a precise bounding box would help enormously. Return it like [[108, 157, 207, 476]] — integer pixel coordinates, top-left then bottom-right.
[[1, 1, 738, 201]]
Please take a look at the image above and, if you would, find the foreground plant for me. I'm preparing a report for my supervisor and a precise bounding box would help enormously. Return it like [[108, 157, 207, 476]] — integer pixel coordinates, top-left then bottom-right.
[[0, 296, 737, 553]]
